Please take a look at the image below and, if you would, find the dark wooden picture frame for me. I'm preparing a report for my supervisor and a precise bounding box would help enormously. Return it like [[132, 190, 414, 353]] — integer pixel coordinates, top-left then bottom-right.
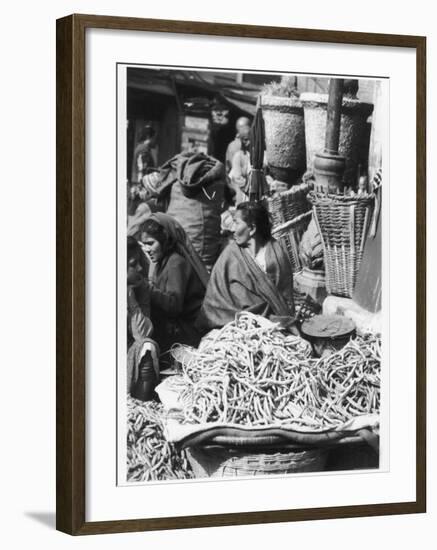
[[56, 13, 426, 536]]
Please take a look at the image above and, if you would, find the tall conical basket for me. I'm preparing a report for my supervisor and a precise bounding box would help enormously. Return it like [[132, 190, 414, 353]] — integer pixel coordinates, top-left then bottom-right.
[[261, 94, 306, 184], [308, 191, 374, 298]]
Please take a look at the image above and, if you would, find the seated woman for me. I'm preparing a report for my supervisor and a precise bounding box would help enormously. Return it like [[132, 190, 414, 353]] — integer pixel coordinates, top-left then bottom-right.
[[199, 201, 296, 331], [138, 213, 209, 363], [126, 236, 159, 401]]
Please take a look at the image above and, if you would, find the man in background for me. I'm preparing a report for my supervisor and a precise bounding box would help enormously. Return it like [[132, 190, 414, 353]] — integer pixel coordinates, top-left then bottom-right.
[[132, 124, 156, 183], [229, 125, 251, 204], [225, 116, 251, 174]]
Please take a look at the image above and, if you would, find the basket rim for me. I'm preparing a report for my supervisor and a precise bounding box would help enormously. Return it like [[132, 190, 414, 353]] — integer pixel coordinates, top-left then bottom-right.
[[187, 445, 329, 476], [261, 94, 303, 109], [272, 210, 312, 235], [300, 92, 374, 114], [308, 190, 375, 205]]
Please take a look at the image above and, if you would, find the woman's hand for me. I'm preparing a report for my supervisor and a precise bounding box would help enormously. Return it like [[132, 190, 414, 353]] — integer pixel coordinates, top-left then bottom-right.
[[287, 324, 302, 337], [269, 315, 301, 336]]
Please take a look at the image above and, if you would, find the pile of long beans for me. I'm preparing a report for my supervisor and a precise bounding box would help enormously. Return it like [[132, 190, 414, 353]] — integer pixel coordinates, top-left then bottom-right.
[[172, 313, 381, 431], [127, 397, 193, 482], [316, 333, 381, 423]]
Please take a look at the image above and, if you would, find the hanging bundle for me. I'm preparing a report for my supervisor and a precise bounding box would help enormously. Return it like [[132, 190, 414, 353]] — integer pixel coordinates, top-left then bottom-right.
[[248, 107, 269, 202]]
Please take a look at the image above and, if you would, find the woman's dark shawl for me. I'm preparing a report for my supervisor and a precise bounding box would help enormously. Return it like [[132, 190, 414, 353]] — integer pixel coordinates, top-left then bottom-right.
[[126, 338, 160, 394], [199, 240, 294, 329]]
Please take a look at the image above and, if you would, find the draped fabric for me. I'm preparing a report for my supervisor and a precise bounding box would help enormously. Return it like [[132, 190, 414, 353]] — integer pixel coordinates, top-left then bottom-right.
[[126, 339, 160, 394], [198, 239, 294, 330], [127, 202, 152, 237], [158, 152, 225, 198], [248, 107, 269, 201], [148, 249, 205, 362]]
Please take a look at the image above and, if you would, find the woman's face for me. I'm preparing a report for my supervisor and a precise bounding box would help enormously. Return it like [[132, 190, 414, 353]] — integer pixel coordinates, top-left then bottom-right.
[[140, 232, 164, 263], [127, 252, 144, 287], [233, 210, 253, 246]]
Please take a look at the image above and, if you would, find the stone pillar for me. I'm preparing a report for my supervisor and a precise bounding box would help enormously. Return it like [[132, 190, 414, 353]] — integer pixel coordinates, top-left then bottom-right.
[[313, 79, 346, 193]]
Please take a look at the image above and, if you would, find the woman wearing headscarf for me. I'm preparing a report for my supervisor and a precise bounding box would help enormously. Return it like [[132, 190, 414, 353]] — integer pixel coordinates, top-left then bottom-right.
[[198, 201, 297, 333], [138, 213, 209, 363]]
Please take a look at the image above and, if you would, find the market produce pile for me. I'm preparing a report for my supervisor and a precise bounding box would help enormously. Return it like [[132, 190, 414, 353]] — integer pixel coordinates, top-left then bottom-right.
[[127, 397, 193, 482], [171, 312, 381, 431]]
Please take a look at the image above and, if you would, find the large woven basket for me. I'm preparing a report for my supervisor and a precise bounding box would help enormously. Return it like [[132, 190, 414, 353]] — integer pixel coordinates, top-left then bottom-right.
[[267, 183, 312, 228], [272, 210, 313, 273], [186, 445, 328, 478], [309, 191, 374, 298], [261, 94, 306, 178]]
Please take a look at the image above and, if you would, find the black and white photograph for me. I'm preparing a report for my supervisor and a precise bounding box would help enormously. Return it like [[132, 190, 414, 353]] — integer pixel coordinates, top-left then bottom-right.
[[2, 0, 431, 542], [121, 65, 384, 484]]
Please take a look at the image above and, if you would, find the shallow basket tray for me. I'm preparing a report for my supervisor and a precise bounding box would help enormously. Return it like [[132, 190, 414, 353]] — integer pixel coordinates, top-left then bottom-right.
[[186, 444, 328, 478]]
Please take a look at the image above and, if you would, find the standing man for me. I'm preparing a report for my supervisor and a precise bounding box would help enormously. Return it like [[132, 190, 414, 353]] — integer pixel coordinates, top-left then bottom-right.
[[132, 124, 156, 184], [229, 125, 251, 204], [225, 116, 252, 174]]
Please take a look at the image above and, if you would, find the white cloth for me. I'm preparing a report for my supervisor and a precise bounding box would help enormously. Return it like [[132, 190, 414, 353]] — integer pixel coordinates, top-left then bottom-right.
[[255, 245, 267, 273]]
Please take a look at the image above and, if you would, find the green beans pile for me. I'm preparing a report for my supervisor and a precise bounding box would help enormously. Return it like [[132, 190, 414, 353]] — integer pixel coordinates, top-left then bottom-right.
[[315, 333, 381, 423], [172, 313, 381, 431], [127, 397, 193, 482]]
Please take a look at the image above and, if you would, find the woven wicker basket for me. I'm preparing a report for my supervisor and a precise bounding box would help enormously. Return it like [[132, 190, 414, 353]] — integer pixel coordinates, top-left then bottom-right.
[[261, 94, 306, 178], [267, 183, 312, 228], [186, 445, 328, 478], [309, 191, 374, 298], [272, 210, 312, 273]]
